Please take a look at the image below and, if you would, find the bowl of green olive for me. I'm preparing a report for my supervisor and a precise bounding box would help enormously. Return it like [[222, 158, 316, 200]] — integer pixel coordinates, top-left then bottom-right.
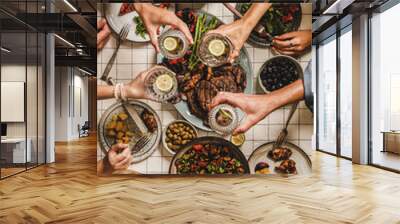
[[163, 120, 198, 155]]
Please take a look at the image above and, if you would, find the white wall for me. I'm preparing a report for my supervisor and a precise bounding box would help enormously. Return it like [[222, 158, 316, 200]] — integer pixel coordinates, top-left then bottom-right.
[[1, 64, 46, 163], [1, 65, 26, 138], [54, 66, 89, 141]]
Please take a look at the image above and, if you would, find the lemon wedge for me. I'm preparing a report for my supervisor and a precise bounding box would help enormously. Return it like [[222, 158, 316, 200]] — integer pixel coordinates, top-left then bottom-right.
[[208, 39, 226, 57], [231, 133, 245, 146], [155, 74, 173, 92], [163, 37, 178, 51]]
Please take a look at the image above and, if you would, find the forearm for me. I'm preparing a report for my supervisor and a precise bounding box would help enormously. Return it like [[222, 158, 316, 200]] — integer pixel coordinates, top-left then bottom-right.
[[97, 85, 114, 100], [97, 155, 114, 175], [133, 3, 151, 14], [267, 79, 304, 110], [242, 3, 272, 30]]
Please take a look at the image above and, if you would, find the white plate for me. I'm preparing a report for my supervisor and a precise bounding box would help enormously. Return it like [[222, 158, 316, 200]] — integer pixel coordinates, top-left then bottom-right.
[[104, 3, 174, 42], [248, 141, 312, 175], [98, 100, 162, 163]]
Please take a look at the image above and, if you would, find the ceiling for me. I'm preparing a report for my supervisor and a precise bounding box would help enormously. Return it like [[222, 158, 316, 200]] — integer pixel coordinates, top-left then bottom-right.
[[312, 0, 390, 42], [0, 0, 96, 75]]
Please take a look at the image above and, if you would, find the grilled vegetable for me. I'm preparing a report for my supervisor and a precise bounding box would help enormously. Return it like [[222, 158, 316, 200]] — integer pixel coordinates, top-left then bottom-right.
[[175, 143, 245, 175], [255, 162, 270, 174], [240, 3, 301, 37]]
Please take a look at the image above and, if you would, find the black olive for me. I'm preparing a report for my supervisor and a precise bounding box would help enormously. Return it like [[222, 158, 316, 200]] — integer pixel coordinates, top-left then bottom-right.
[[260, 57, 300, 91]]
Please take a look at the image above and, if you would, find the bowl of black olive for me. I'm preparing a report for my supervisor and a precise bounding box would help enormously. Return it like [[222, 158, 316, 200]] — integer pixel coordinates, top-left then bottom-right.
[[257, 55, 303, 93]]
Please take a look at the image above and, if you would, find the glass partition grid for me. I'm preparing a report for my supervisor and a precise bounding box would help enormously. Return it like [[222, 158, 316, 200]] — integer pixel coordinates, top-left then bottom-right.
[[317, 34, 338, 155], [0, 1, 47, 179], [316, 23, 355, 160], [0, 2, 28, 178], [369, 3, 400, 172], [339, 25, 353, 159]]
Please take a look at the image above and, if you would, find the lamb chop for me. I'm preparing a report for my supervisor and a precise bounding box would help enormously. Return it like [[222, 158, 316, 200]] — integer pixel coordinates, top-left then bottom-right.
[[232, 65, 247, 91], [186, 89, 206, 119], [213, 65, 246, 91], [275, 159, 297, 174], [196, 80, 218, 113], [182, 73, 202, 92], [268, 147, 293, 162], [210, 76, 239, 93]]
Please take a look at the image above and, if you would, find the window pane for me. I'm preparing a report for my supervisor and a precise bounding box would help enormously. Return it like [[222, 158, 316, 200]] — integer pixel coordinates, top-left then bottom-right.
[[370, 3, 400, 171], [340, 28, 352, 158], [0, 14, 28, 177], [318, 36, 337, 154]]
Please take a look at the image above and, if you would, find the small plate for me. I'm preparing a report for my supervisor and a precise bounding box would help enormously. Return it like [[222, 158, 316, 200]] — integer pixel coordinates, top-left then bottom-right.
[[257, 55, 303, 94], [104, 3, 174, 42], [235, 3, 302, 48], [248, 141, 312, 175], [162, 120, 198, 155], [98, 100, 162, 163]]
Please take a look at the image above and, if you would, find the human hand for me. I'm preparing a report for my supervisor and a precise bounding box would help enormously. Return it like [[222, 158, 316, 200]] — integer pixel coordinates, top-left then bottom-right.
[[210, 92, 277, 134], [207, 19, 252, 63], [107, 143, 133, 171], [134, 3, 193, 52], [97, 18, 111, 50], [272, 30, 311, 56], [123, 66, 166, 101]]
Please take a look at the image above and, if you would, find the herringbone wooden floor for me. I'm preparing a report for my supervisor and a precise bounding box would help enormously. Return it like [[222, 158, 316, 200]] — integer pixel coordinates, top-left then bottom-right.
[[1, 135, 400, 224]]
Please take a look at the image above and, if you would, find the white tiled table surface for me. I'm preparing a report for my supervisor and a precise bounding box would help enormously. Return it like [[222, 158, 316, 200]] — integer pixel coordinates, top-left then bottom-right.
[[97, 3, 313, 174]]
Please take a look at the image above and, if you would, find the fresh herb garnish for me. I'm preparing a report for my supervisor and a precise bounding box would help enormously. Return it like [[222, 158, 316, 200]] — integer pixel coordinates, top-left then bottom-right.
[[134, 16, 147, 39]]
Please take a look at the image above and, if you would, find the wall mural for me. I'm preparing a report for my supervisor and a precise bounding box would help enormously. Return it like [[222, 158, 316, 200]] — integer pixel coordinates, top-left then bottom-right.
[[97, 2, 313, 176]]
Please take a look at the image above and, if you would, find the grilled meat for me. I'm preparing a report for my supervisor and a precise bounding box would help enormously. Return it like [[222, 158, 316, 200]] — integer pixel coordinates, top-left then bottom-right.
[[158, 9, 248, 126], [183, 73, 202, 92], [233, 65, 247, 91], [210, 76, 238, 93], [196, 80, 218, 113], [186, 89, 206, 119], [275, 159, 297, 174], [267, 147, 292, 161], [213, 65, 246, 91], [141, 109, 157, 133]]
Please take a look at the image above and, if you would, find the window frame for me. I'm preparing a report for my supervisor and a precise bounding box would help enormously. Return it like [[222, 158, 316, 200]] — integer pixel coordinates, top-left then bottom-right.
[[315, 23, 353, 161], [367, 1, 400, 173]]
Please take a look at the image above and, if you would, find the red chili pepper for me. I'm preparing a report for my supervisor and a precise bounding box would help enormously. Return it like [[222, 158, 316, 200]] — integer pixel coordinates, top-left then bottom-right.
[[289, 5, 298, 13], [193, 144, 203, 152], [282, 14, 293, 23], [169, 59, 179, 65], [198, 161, 207, 168]]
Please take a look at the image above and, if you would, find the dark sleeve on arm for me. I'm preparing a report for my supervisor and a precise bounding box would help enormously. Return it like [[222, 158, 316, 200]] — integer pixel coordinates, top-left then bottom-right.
[[302, 61, 313, 112]]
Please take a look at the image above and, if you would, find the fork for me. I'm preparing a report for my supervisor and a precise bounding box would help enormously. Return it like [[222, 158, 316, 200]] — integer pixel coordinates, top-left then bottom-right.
[[122, 103, 152, 154], [101, 23, 130, 85], [272, 101, 298, 150], [130, 133, 151, 154]]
